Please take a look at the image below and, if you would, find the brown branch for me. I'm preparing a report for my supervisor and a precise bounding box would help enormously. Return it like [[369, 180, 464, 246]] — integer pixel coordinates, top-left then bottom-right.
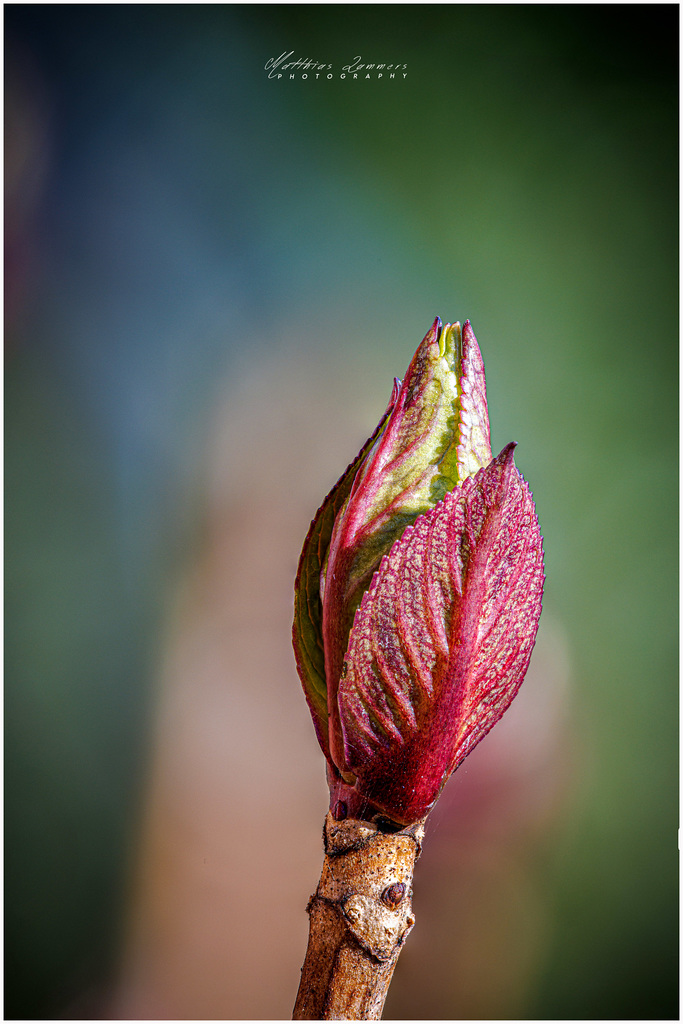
[[293, 812, 425, 1020]]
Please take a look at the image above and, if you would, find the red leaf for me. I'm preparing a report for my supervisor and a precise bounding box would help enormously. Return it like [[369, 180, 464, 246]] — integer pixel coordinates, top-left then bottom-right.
[[337, 444, 545, 825]]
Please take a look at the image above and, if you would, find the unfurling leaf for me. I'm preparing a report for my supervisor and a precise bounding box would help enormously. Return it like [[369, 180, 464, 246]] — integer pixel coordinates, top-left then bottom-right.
[[337, 444, 544, 825]]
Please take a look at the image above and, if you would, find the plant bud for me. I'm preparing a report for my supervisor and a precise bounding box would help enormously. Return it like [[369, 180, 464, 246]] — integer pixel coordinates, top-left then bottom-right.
[[293, 318, 544, 826]]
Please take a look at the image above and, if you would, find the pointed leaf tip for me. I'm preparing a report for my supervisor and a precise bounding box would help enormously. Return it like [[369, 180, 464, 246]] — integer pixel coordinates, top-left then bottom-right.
[[456, 320, 492, 480]]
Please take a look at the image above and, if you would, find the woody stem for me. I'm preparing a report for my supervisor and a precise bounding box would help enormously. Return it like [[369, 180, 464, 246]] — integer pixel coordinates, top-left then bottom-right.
[[292, 812, 424, 1021]]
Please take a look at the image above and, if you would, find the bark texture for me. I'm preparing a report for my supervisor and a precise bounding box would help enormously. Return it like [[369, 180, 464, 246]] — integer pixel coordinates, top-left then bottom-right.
[[293, 812, 425, 1020]]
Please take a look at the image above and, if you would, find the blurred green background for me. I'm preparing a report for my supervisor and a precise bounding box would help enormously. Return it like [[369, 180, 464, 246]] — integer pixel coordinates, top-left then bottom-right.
[[5, 5, 677, 1020]]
